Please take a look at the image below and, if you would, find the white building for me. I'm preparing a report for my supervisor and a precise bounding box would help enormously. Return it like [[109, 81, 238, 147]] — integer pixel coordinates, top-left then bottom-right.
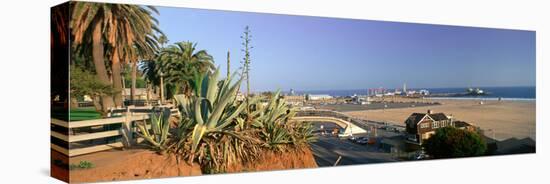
[[307, 94, 333, 100], [123, 88, 157, 100], [419, 89, 430, 96]]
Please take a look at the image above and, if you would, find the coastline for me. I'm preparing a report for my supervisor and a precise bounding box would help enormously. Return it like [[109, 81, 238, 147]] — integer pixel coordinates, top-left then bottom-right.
[[426, 97, 536, 101], [343, 99, 535, 141]]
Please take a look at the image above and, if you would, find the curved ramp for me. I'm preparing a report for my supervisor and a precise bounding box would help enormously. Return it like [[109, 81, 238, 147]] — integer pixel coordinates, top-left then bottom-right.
[[292, 110, 367, 137]]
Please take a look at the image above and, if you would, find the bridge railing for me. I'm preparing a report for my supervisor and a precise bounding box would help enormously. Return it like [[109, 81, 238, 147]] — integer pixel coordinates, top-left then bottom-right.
[[296, 110, 352, 121]]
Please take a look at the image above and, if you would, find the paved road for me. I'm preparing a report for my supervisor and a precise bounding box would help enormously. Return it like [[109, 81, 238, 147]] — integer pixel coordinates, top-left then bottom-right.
[[309, 122, 398, 167], [310, 136, 397, 166]]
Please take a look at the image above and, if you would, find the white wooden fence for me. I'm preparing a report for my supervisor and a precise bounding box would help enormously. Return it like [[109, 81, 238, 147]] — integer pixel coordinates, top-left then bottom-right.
[[51, 105, 179, 157]]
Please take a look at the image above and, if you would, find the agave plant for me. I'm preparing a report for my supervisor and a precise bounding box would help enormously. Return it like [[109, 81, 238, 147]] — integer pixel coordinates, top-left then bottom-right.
[[174, 69, 251, 163], [135, 108, 171, 151], [250, 90, 297, 127], [261, 121, 292, 151], [248, 90, 308, 151], [171, 70, 316, 173], [287, 121, 317, 146]]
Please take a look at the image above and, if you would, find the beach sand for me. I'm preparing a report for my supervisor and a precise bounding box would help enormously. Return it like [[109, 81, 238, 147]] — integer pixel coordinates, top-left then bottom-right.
[[344, 99, 535, 141]]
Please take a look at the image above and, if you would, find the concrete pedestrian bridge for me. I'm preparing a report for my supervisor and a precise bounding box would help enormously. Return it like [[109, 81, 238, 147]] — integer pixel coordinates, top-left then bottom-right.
[[292, 110, 368, 137]]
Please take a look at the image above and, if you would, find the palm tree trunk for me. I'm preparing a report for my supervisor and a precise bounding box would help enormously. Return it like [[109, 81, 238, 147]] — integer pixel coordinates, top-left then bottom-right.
[[92, 23, 114, 113], [111, 47, 124, 108], [130, 61, 137, 105]]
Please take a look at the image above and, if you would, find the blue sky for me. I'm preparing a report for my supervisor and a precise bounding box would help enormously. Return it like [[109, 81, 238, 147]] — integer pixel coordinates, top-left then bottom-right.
[[154, 6, 536, 92]]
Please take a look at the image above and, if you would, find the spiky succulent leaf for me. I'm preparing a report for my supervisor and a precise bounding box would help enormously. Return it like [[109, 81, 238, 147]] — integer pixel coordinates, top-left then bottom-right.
[[135, 109, 171, 151]]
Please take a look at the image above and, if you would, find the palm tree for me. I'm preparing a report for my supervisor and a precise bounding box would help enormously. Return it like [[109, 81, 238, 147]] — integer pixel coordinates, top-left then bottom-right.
[[71, 2, 161, 109], [71, 2, 113, 112], [140, 59, 161, 103], [158, 42, 215, 97], [51, 3, 70, 109]]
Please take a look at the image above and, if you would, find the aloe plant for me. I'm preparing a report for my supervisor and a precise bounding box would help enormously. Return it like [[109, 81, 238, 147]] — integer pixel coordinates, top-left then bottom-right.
[[135, 109, 171, 151]]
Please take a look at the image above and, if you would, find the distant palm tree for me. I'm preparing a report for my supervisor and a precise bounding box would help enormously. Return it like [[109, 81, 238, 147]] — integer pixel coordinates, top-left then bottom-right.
[[71, 2, 161, 108], [140, 60, 161, 90], [158, 35, 169, 48], [130, 34, 161, 104], [140, 35, 168, 104]]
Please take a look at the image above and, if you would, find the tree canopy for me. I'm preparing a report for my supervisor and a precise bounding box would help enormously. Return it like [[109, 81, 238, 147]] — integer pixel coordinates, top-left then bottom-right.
[[423, 127, 487, 158], [70, 66, 115, 99]]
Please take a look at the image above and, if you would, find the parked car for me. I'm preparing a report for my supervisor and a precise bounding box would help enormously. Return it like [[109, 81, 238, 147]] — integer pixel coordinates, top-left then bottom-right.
[[413, 151, 429, 160], [385, 127, 396, 131], [356, 137, 369, 144], [348, 136, 358, 142]]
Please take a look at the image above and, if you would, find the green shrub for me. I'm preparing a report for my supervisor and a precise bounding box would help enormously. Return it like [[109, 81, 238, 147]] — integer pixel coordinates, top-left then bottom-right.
[[423, 127, 487, 158], [69, 161, 94, 170]]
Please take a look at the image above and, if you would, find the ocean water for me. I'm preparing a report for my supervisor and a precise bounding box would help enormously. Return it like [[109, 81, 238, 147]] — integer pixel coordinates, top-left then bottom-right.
[[295, 86, 536, 100]]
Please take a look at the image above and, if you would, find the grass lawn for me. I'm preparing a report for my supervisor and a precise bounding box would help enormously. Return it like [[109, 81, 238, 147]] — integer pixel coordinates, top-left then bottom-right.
[[69, 107, 102, 121]]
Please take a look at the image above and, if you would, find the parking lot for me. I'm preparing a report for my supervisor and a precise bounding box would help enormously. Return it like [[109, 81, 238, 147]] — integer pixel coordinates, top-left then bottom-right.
[[309, 122, 400, 167]]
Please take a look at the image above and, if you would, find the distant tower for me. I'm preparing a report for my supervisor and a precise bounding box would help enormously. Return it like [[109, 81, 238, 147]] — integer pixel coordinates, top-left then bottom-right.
[[403, 83, 407, 93], [290, 89, 295, 96]]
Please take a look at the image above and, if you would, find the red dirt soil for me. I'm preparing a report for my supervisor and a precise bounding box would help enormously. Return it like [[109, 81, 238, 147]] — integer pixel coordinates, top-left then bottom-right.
[[69, 149, 201, 183], [227, 147, 318, 173], [65, 146, 317, 183]]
